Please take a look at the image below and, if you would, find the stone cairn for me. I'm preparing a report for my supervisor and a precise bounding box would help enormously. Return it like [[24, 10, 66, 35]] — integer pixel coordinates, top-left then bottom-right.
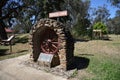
[[29, 18, 74, 71]]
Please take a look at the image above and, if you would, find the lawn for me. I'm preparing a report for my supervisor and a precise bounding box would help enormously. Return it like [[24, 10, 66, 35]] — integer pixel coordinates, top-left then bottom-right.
[[0, 34, 30, 60], [73, 35, 120, 80]]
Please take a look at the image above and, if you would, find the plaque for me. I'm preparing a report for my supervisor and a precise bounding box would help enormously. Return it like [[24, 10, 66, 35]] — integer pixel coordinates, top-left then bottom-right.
[[38, 53, 54, 63]]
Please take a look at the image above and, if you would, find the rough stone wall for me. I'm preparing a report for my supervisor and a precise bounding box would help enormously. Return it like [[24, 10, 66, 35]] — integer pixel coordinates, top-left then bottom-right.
[[29, 18, 74, 70]]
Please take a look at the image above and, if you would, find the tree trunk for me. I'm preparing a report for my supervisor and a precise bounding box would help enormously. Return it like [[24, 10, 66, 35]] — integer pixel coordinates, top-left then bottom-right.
[[0, 8, 7, 40], [0, 22, 8, 40], [0, 1, 8, 40]]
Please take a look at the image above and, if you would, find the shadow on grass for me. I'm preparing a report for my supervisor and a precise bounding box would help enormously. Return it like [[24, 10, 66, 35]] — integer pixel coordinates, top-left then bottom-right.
[[67, 56, 90, 70], [0, 49, 9, 56], [102, 39, 112, 41], [78, 54, 94, 56], [75, 39, 89, 42]]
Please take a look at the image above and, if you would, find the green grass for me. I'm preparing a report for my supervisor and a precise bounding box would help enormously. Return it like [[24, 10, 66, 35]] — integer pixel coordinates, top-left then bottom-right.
[[15, 33, 29, 43], [0, 34, 29, 61], [70, 69, 78, 78], [85, 55, 120, 80], [74, 35, 120, 80], [75, 53, 120, 80], [0, 45, 9, 49], [112, 42, 120, 46], [0, 52, 28, 61]]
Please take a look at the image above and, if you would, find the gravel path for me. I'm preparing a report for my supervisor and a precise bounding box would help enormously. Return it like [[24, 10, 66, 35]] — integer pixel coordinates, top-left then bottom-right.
[[0, 54, 67, 80]]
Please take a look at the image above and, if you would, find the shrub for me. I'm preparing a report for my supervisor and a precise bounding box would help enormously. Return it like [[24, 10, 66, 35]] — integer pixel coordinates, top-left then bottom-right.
[[93, 22, 108, 34]]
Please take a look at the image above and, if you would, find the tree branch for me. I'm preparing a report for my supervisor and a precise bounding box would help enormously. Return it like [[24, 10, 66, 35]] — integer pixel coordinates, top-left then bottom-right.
[[0, 5, 26, 20]]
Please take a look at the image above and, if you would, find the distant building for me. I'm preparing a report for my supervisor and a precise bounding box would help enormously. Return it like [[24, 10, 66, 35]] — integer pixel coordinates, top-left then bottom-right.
[[5, 28, 14, 37]]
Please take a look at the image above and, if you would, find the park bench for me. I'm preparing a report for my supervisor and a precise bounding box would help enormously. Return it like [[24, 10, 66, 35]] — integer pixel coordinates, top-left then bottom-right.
[[0, 35, 15, 53]]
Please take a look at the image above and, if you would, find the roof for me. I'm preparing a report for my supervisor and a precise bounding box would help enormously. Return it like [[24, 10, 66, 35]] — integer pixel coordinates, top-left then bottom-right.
[[5, 28, 14, 33]]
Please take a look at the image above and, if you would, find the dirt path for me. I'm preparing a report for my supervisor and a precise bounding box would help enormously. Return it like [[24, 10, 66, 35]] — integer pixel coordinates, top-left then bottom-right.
[[0, 54, 67, 80]]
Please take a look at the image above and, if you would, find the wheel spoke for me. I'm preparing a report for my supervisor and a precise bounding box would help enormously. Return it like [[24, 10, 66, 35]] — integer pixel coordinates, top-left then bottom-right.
[[43, 41, 46, 43], [52, 42, 58, 44], [51, 49, 54, 52], [49, 48, 54, 54], [42, 45, 46, 48], [52, 44, 57, 48], [52, 38, 58, 41], [42, 42, 48, 47], [48, 48, 50, 53]]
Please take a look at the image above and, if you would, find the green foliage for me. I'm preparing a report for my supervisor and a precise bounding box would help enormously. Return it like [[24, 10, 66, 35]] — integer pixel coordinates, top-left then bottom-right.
[[70, 69, 78, 78], [93, 22, 108, 34], [69, 0, 92, 39], [21, 0, 65, 21], [0, 0, 66, 34], [92, 5, 110, 23], [13, 23, 22, 33], [116, 10, 120, 17], [1, 0, 92, 35], [107, 10, 120, 34], [108, 0, 120, 8], [72, 18, 91, 39]]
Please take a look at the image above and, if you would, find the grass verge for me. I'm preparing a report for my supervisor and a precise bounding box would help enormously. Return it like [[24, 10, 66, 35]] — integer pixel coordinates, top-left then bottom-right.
[[0, 52, 28, 61]]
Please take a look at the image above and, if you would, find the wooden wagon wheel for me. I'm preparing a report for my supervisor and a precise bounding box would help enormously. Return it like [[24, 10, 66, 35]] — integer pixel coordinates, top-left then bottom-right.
[[40, 28, 60, 54]]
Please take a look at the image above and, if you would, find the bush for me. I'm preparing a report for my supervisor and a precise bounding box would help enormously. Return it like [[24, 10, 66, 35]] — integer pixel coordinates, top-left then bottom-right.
[[93, 22, 108, 34]]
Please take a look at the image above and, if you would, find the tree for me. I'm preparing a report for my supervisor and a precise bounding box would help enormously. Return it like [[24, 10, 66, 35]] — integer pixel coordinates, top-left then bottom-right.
[[93, 22, 108, 34], [0, 0, 25, 39], [92, 5, 110, 24], [0, 0, 91, 39], [116, 10, 120, 17], [68, 0, 91, 38], [0, 0, 9, 39], [0, 0, 66, 38], [108, 0, 120, 8], [106, 18, 114, 34], [107, 11, 120, 34], [20, 0, 65, 23]]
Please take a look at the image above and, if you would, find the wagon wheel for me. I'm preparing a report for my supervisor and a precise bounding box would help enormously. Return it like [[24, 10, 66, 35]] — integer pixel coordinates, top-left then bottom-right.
[[40, 29, 60, 54]]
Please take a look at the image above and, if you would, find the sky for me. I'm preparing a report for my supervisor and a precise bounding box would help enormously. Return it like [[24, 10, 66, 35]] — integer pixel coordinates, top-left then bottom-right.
[[90, 0, 119, 18]]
